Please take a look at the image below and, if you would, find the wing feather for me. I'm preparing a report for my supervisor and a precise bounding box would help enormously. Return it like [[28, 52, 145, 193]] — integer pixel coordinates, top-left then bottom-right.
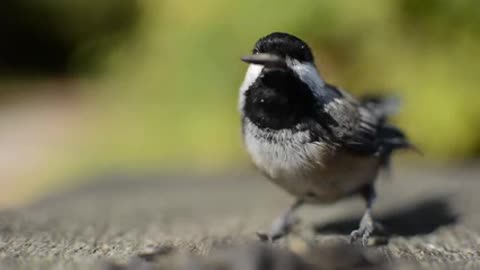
[[317, 86, 412, 157]]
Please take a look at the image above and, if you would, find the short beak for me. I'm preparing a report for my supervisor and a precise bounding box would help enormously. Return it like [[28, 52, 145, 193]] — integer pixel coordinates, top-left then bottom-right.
[[241, 53, 286, 68]]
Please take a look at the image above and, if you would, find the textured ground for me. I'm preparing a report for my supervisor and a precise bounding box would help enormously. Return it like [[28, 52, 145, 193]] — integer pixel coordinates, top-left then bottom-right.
[[0, 166, 479, 269]]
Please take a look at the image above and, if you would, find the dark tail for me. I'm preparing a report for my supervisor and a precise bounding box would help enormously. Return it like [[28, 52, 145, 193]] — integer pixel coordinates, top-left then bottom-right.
[[360, 94, 421, 170], [378, 124, 421, 169], [360, 95, 401, 123]]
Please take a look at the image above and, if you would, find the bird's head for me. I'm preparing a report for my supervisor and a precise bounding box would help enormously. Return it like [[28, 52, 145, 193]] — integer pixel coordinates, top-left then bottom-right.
[[239, 32, 325, 102], [241, 32, 315, 69], [239, 32, 326, 129]]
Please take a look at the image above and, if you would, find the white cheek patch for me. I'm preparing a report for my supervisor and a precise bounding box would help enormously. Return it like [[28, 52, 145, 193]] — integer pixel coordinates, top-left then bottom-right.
[[287, 60, 325, 97], [238, 64, 263, 112]]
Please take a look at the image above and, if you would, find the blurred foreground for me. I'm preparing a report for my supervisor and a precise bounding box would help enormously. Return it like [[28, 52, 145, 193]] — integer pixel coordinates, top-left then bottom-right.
[[0, 166, 478, 269]]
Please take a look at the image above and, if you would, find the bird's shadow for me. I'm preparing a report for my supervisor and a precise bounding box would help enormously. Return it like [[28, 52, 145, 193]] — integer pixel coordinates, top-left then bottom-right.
[[314, 196, 458, 238]]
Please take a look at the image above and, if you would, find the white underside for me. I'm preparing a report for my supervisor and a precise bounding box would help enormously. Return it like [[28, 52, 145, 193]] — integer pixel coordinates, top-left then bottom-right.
[[243, 119, 379, 203]]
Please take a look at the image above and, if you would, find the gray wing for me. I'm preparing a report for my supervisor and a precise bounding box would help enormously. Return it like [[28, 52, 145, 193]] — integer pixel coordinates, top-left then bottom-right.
[[318, 85, 414, 160], [318, 84, 383, 156]]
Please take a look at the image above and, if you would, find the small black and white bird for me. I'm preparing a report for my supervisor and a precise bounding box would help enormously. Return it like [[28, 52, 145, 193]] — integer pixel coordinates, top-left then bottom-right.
[[238, 32, 416, 244]]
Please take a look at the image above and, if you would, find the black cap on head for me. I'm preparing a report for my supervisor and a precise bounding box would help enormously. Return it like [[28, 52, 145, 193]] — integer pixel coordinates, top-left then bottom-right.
[[253, 32, 314, 63]]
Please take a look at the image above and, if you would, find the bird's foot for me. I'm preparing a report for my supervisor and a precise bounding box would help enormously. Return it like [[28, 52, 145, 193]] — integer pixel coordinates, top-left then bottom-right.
[[350, 210, 374, 246], [257, 212, 300, 242], [256, 232, 284, 242]]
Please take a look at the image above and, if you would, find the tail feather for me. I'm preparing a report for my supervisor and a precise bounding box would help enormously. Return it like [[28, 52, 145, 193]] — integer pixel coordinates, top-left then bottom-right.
[[360, 94, 401, 122], [378, 124, 420, 169], [359, 94, 421, 175]]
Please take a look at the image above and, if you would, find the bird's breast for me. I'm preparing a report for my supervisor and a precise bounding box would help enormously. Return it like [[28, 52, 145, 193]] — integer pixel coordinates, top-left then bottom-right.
[[243, 119, 380, 203], [245, 127, 328, 179], [243, 119, 328, 193]]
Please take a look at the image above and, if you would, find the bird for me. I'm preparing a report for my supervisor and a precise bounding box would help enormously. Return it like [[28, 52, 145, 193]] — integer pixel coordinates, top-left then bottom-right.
[[238, 32, 417, 245]]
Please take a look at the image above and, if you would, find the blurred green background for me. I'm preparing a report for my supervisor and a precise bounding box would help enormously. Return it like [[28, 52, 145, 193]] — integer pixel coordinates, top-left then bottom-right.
[[0, 0, 479, 205]]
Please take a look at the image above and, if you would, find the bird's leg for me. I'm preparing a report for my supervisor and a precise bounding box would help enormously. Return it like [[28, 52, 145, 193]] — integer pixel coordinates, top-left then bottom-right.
[[350, 184, 376, 246], [257, 199, 304, 242]]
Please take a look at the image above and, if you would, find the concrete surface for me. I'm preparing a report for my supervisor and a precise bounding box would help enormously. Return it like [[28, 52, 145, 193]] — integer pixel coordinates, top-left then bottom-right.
[[0, 166, 479, 269]]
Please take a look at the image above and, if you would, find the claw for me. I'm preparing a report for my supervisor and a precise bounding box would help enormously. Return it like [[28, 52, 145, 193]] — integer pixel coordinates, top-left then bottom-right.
[[271, 232, 285, 242], [256, 232, 271, 242], [255, 230, 289, 243], [362, 232, 371, 246], [257, 199, 304, 243], [349, 228, 372, 246], [350, 211, 375, 246], [351, 185, 376, 246], [349, 229, 361, 244]]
